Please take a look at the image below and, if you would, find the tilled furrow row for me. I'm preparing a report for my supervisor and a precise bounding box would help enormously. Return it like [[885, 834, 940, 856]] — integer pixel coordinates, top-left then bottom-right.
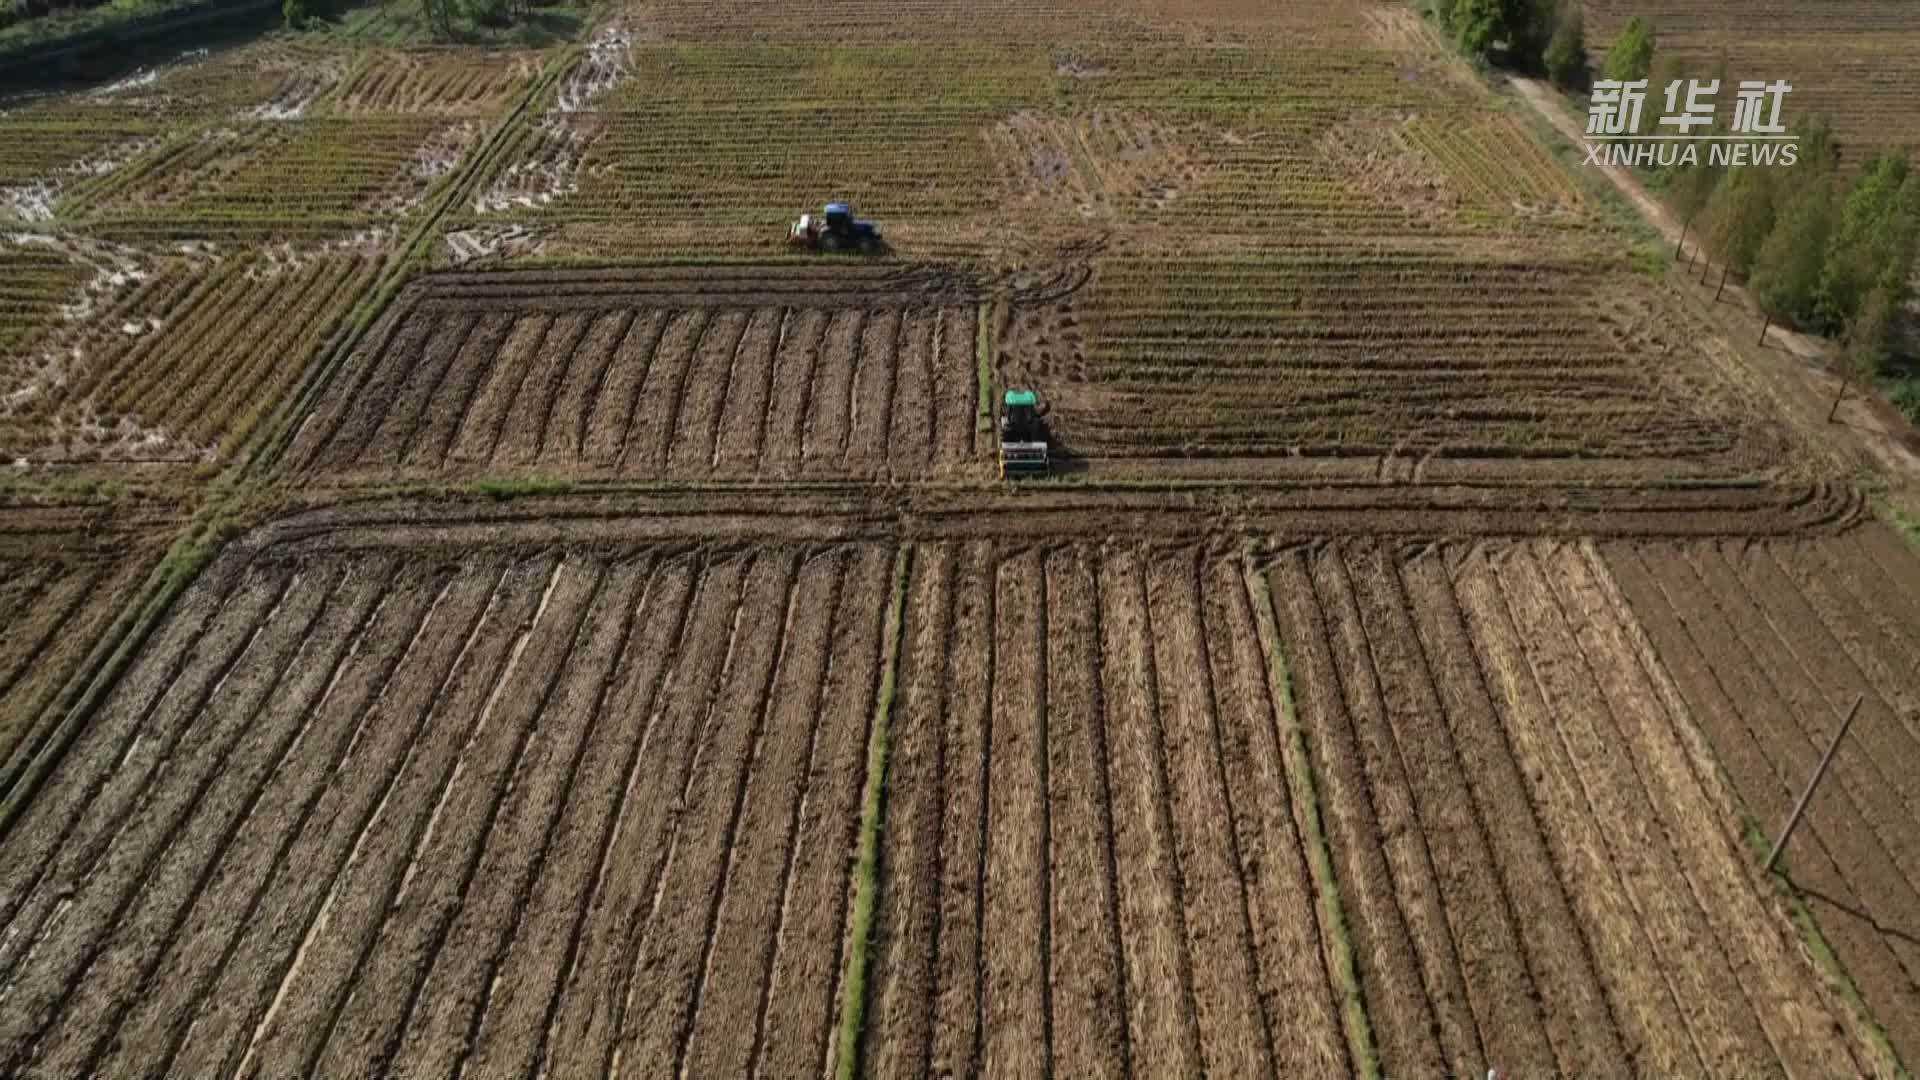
[[0, 542, 897, 1079], [288, 278, 979, 482]]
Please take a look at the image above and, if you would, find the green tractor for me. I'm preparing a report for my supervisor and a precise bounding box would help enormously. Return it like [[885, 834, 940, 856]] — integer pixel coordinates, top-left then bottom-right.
[[998, 388, 1050, 478]]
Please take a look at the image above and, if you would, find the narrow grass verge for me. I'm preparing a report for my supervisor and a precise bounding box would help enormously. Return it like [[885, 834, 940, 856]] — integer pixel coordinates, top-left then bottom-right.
[[0, 533, 213, 839], [975, 300, 997, 440], [833, 542, 913, 1080], [1247, 563, 1381, 1079], [474, 474, 576, 501], [1741, 822, 1910, 1078], [1885, 506, 1920, 550]]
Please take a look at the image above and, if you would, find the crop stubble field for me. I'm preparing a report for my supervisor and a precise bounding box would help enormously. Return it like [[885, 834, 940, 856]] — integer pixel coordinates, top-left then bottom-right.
[[1021, 248, 1789, 478], [3, 0, 1920, 1075], [1580, 1, 1920, 168], [0, 41, 536, 468]]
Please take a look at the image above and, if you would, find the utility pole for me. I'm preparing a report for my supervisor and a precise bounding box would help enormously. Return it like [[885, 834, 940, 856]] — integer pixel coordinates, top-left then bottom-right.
[[1765, 694, 1864, 874]]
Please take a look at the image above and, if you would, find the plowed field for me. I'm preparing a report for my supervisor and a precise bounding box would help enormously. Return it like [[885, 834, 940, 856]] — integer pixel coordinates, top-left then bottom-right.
[[864, 542, 1351, 1077], [0, 534, 896, 1079], [1267, 537, 1892, 1078], [1604, 528, 1920, 1070], [5, 0, 1920, 1073], [0, 508, 166, 811], [0, 502, 1913, 1077], [288, 266, 982, 482]]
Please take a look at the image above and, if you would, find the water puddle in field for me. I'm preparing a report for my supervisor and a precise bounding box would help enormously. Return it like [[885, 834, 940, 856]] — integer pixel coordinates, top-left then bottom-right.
[[556, 24, 634, 113], [245, 52, 347, 120], [0, 234, 203, 462], [413, 122, 478, 183], [444, 224, 544, 264], [1, 183, 56, 223], [0, 134, 158, 224], [474, 25, 632, 215], [90, 47, 209, 97]]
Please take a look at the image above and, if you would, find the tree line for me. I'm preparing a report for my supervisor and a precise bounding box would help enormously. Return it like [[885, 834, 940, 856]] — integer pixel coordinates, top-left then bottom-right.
[[283, 0, 535, 36], [1421, 0, 1590, 86], [1597, 17, 1918, 414], [1425, 0, 1920, 420]]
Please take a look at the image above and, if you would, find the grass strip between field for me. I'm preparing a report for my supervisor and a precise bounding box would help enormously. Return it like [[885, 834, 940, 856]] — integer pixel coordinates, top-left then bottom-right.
[[0, 534, 213, 840], [833, 542, 913, 1080], [975, 301, 997, 441], [1740, 821, 1910, 1078], [1247, 563, 1381, 1079], [1886, 507, 1920, 550], [474, 474, 577, 501]]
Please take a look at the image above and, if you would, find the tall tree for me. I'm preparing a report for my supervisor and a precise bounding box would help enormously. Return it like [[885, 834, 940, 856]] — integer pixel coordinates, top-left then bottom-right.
[[1831, 285, 1898, 420], [1669, 159, 1722, 261], [1450, 0, 1506, 58], [1873, 172, 1920, 295], [1644, 52, 1690, 142], [1543, 5, 1588, 90], [420, 0, 453, 35], [1816, 152, 1914, 332], [1795, 116, 1838, 175], [1703, 166, 1775, 298], [1603, 16, 1655, 82], [1509, 0, 1558, 71], [1750, 174, 1838, 338]]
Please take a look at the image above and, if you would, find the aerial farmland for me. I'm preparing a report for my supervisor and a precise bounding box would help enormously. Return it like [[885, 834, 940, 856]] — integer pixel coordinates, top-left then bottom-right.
[[0, 0, 1917, 1076]]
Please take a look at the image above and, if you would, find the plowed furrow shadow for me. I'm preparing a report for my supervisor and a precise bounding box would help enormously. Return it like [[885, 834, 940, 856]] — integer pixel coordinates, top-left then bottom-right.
[[529, 555, 697, 1074], [57, 563, 388, 1077], [669, 553, 803, 1074], [750, 550, 848, 1073]]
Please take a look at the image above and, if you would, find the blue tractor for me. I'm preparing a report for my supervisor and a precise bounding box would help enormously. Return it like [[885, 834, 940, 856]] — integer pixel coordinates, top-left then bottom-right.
[[789, 201, 882, 253]]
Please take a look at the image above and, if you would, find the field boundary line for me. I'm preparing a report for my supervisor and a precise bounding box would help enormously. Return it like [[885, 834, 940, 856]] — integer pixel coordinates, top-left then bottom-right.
[[0, 533, 211, 839], [1247, 562, 1380, 1080], [833, 542, 912, 1080]]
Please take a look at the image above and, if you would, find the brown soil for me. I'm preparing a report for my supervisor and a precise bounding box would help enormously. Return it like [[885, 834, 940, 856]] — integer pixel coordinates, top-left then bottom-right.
[[1603, 531, 1920, 1069], [0, 537, 894, 1079], [0, 524, 160, 797], [1263, 537, 1881, 1078], [863, 541, 1350, 1076], [290, 267, 983, 484], [0, 506, 1909, 1078]]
